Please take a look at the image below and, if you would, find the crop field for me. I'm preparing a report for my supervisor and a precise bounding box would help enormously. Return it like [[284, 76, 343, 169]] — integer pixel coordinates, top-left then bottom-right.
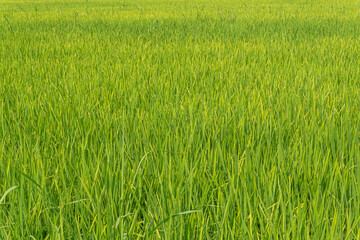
[[1, 0, 360, 239]]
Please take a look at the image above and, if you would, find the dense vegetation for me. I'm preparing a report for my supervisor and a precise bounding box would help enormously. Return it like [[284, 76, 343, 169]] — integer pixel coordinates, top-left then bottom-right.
[[1, 0, 360, 238]]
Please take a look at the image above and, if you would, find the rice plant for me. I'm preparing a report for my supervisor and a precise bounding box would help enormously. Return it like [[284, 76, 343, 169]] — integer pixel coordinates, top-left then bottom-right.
[[0, 0, 360, 238]]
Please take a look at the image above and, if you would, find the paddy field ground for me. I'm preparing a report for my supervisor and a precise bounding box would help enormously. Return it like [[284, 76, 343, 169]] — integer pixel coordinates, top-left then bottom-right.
[[1, 0, 360, 238]]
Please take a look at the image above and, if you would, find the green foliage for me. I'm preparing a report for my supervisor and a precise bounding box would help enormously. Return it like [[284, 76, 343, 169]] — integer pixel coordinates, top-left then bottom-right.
[[1, 0, 360, 238]]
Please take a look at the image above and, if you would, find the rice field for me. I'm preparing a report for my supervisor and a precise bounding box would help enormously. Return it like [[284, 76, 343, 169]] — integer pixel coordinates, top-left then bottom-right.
[[1, 0, 360, 239]]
